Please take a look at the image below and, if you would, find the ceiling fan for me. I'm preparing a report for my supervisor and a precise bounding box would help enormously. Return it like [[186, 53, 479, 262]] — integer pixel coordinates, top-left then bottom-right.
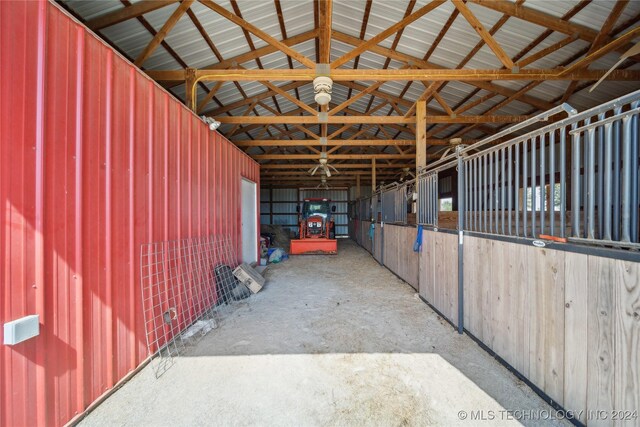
[[308, 158, 339, 178]]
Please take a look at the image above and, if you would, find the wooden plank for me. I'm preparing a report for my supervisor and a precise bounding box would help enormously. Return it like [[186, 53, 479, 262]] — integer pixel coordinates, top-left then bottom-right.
[[587, 255, 616, 423], [86, 0, 179, 30], [528, 245, 565, 405], [564, 252, 589, 425], [420, 229, 435, 303], [614, 259, 640, 422]]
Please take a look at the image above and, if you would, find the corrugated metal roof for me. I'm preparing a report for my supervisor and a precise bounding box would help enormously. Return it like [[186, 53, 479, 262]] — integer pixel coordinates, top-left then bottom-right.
[[61, 0, 640, 179]]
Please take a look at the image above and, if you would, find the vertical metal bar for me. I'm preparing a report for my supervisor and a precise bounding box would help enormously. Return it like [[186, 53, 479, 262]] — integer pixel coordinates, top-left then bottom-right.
[[531, 136, 537, 237], [540, 133, 546, 235], [549, 132, 555, 236], [583, 119, 590, 238], [603, 121, 613, 240], [483, 154, 487, 232], [475, 157, 478, 231], [501, 148, 506, 235], [560, 128, 566, 238], [495, 150, 499, 233], [508, 145, 512, 235], [597, 115, 604, 238], [630, 102, 639, 243], [613, 107, 621, 241], [621, 115, 632, 242], [587, 120, 596, 240], [572, 123, 581, 237], [522, 139, 527, 237], [457, 154, 464, 334], [489, 151, 494, 233]]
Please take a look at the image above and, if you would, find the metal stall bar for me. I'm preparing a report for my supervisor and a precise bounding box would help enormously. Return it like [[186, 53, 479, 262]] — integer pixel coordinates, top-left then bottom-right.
[[549, 132, 555, 236]]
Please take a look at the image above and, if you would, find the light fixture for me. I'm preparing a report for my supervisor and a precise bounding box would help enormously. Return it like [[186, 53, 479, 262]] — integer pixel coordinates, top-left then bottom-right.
[[201, 115, 221, 131], [313, 76, 333, 106]]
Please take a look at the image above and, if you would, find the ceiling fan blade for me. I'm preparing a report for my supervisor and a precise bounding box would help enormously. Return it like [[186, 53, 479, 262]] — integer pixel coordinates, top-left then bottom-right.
[[590, 41, 640, 93], [310, 165, 320, 175], [328, 164, 339, 173]]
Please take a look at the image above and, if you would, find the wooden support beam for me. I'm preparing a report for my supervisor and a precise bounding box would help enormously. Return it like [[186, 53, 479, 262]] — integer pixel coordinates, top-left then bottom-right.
[[216, 114, 531, 125], [196, 81, 223, 113], [372, 158, 377, 191], [468, 0, 637, 56], [134, 0, 194, 67], [253, 154, 421, 160], [329, 81, 384, 115], [331, 0, 446, 69], [234, 139, 417, 147], [185, 67, 197, 112], [416, 101, 427, 172], [199, 0, 316, 68], [318, 0, 333, 63], [331, 30, 554, 110], [86, 0, 179, 30], [260, 163, 415, 169], [517, 34, 579, 68], [148, 67, 640, 82], [204, 81, 307, 116], [453, 0, 515, 69]]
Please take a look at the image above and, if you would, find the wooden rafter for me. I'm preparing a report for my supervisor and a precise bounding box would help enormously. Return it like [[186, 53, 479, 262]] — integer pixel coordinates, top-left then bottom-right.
[[134, 0, 194, 67], [452, 0, 514, 69], [468, 0, 637, 58], [331, 0, 446, 69], [331, 30, 555, 110], [216, 115, 531, 125], [199, 0, 315, 68], [86, 0, 179, 30]]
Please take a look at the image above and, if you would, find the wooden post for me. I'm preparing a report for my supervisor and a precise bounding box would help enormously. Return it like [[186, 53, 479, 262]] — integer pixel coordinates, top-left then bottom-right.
[[416, 100, 427, 174], [356, 174, 361, 199], [185, 67, 197, 111], [372, 158, 377, 192]]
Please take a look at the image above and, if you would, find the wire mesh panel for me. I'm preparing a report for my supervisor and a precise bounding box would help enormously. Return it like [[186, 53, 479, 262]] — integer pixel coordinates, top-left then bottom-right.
[[417, 172, 438, 225], [141, 235, 244, 378]]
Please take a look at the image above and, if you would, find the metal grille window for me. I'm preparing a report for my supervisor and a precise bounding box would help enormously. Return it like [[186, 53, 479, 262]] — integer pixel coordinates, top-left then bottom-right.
[[417, 172, 438, 226]]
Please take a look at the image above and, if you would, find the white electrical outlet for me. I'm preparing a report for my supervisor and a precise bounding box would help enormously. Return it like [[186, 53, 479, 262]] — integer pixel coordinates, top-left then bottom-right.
[[4, 315, 40, 345]]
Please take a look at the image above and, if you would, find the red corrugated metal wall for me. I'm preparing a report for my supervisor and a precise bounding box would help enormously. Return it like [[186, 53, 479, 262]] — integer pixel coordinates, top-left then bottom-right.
[[0, 2, 260, 426]]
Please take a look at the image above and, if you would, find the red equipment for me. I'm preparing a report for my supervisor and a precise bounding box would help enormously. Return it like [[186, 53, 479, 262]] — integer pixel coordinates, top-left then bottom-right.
[[290, 198, 338, 254]]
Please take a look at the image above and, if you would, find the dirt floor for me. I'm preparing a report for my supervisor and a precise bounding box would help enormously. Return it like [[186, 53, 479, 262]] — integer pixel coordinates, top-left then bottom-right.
[[80, 239, 571, 427]]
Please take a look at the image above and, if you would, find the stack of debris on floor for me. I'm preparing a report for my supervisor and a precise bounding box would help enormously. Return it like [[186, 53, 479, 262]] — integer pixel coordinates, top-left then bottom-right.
[[260, 224, 291, 265]]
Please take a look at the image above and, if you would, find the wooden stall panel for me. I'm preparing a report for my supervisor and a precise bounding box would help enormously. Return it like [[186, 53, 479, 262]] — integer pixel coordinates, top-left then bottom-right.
[[398, 226, 419, 289], [564, 252, 589, 424], [374, 225, 382, 263], [612, 259, 640, 426], [433, 232, 458, 325], [384, 225, 399, 278], [419, 230, 435, 303]]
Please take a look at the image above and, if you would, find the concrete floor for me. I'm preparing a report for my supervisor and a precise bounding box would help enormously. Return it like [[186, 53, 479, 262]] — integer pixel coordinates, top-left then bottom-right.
[[81, 240, 570, 427]]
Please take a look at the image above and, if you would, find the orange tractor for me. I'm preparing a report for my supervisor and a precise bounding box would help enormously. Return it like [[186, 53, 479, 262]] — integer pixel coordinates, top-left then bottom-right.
[[289, 198, 338, 255]]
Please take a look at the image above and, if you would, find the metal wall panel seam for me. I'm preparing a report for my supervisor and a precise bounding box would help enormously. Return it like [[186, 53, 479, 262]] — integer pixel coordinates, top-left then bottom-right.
[[35, 1, 48, 424]]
